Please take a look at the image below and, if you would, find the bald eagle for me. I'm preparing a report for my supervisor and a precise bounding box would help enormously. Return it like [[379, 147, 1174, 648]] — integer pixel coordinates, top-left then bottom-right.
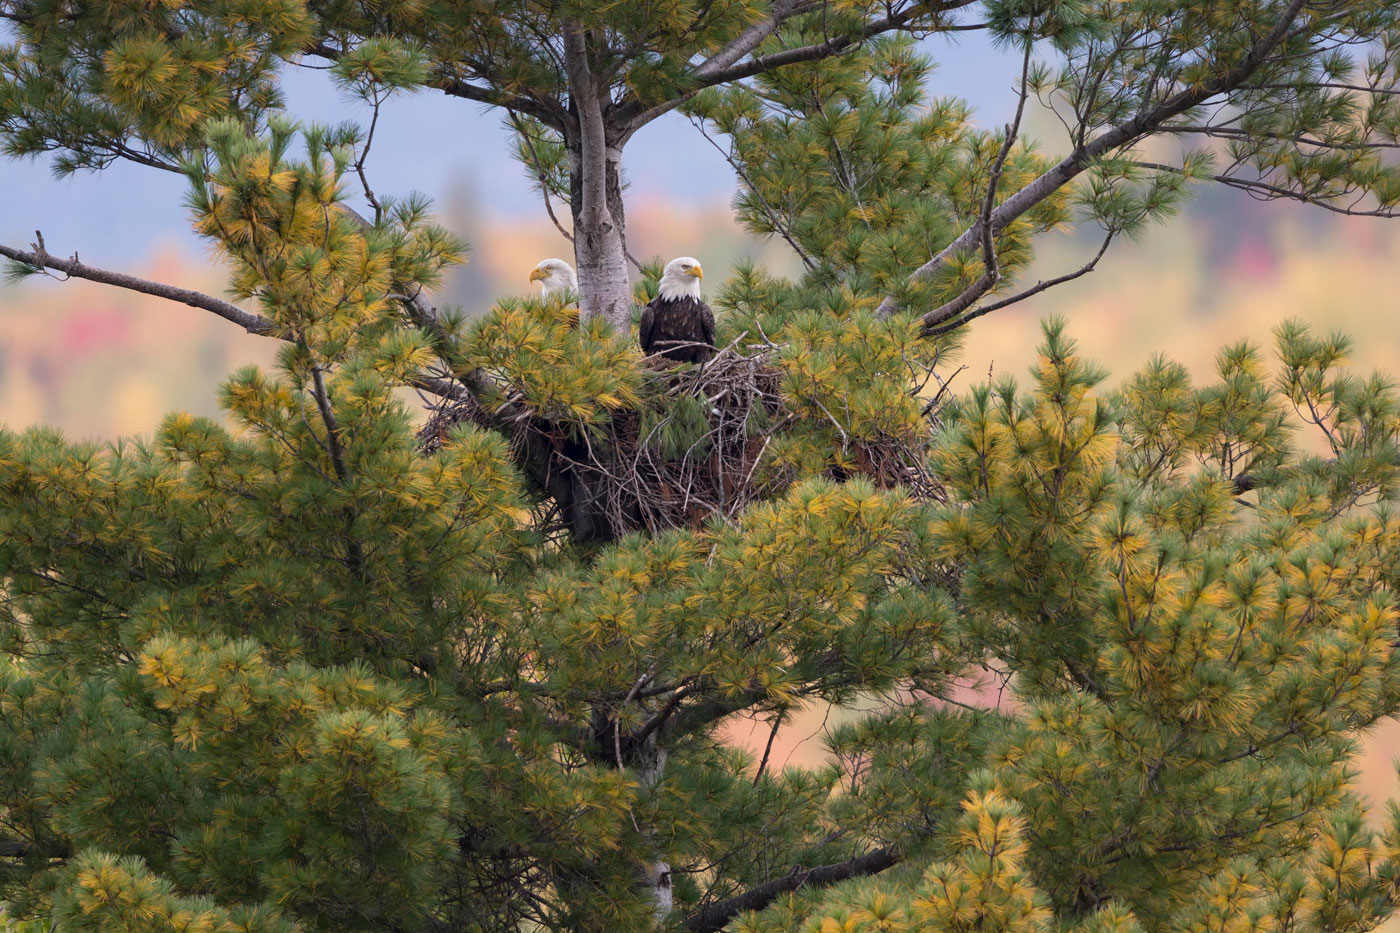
[[529, 258, 578, 300], [640, 257, 715, 364]]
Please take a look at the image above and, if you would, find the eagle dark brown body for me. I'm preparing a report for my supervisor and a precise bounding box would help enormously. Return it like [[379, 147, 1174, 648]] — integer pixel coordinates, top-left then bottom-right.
[[639, 294, 716, 364]]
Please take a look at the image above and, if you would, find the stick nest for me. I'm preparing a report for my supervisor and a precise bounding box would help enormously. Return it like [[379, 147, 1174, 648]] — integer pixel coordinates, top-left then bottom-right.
[[420, 345, 944, 540]]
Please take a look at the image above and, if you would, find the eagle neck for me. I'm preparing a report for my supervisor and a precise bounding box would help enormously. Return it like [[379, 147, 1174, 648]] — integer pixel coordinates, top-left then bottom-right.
[[657, 276, 701, 302]]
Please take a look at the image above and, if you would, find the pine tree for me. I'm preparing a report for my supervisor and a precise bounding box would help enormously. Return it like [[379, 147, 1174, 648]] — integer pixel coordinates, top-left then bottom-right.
[[3, 1, 1400, 931]]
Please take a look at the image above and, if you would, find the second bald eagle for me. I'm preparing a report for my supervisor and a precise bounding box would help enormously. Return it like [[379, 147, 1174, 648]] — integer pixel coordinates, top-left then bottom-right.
[[641, 257, 715, 364]]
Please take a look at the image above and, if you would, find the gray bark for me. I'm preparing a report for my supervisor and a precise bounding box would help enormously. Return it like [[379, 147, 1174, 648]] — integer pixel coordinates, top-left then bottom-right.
[[562, 23, 633, 332], [637, 747, 672, 925], [683, 846, 899, 932]]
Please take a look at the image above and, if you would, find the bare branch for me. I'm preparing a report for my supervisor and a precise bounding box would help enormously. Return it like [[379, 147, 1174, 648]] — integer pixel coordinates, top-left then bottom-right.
[[683, 846, 899, 933], [752, 708, 786, 786], [924, 228, 1116, 336], [0, 234, 277, 335], [0, 229, 481, 407], [354, 90, 387, 225]]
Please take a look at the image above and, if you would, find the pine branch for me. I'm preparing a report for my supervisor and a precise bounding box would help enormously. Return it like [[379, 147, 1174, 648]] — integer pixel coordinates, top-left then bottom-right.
[[682, 846, 899, 932], [877, 0, 1312, 325], [0, 835, 70, 859], [1130, 160, 1400, 218], [616, 0, 979, 132], [302, 39, 565, 128], [335, 205, 500, 401]]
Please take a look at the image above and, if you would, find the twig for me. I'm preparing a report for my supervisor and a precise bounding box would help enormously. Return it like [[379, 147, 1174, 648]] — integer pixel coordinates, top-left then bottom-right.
[[923, 228, 1116, 336], [688, 115, 819, 272], [917, 33, 1034, 329], [921, 363, 967, 416], [752, 709, 786, 785], [355, 90, 387, 224], [508, 110, 575, 243]]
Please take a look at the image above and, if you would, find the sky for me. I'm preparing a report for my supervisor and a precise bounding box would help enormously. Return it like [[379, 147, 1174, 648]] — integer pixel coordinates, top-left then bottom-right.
[[0, 31, 1021, 266]]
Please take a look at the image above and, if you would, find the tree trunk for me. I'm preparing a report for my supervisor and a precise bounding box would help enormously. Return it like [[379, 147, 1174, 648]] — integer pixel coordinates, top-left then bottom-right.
[[587, 709, 673, 926], [636, 746, 672, 924], [567, 145, 632, 332], [563, 23, 633, 332]]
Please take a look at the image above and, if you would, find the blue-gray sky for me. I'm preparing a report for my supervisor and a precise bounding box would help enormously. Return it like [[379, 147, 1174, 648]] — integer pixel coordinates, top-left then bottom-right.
[[1, 32, 1019, 264]]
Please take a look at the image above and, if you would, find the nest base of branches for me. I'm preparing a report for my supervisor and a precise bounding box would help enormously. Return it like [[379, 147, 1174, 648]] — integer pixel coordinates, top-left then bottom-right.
[[421, 347, 942, 542]]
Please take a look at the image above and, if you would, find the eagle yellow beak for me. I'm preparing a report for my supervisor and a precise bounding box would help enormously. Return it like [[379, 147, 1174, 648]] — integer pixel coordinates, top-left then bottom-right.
[[689, 265, 704, 280], [529, 267, 547, 284]]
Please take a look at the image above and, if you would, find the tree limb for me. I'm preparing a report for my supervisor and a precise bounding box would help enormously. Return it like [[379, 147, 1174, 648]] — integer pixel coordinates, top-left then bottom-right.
[[916, 34, 1033, 330], [0, 235, 277, 335], [877, 0, 1311, 325], [691, 0, 809, 81], [683, 846, 899, 932], [923, 227, 1116, 337], [617, 0, 975, 134], [0, 231, 482, 406], [302, 39, 565, 128]]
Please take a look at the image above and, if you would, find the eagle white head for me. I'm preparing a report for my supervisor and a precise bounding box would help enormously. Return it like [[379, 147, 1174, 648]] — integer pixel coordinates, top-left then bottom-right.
[[529, 258, 578, 299], [658, 256, 704, 302]]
